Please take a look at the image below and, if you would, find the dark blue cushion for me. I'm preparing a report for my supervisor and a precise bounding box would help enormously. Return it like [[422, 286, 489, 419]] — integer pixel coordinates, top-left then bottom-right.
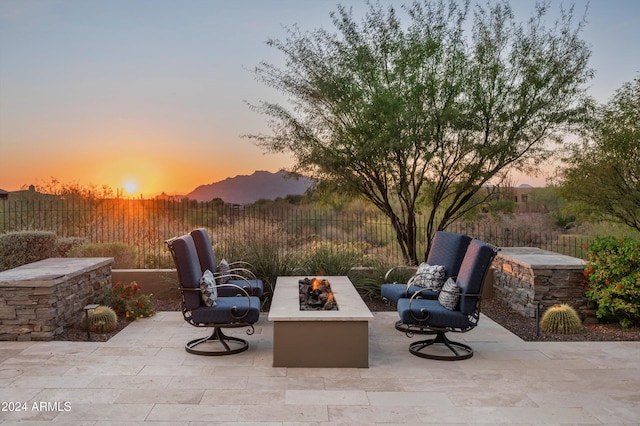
[[457, 239, 496, 315], [381, 283, 438, 304], [170, 235, 204, 311], [190, 296, 260, 324], [190, 228, 218, 274], [219, 279, 264, 298], [397, 298, 470, 329], [426, 231, 472, 277]]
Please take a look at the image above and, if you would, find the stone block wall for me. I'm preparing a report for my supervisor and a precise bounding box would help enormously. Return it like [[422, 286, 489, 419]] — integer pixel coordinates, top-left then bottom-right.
[[492, 248, 597, 324], [0, 258, 113, 341]]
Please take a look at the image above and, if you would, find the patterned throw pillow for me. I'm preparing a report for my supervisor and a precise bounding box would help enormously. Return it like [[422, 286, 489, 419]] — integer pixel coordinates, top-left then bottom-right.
[[200, 269, 218, 307], [438, 277, 461, 311], [216, 258, 230, 284], [412, 263, 446, 291]]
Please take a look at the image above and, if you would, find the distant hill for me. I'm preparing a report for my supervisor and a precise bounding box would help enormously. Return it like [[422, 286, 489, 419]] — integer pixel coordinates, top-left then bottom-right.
[[185, 170, 314, 204]]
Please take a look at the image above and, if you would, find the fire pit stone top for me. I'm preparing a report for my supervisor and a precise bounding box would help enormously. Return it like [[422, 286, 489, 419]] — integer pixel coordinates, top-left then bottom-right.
[[269, 276, 374, 322]]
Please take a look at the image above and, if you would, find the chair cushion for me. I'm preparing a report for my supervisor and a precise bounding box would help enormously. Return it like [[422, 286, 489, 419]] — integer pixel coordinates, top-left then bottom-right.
[[216, 259, 230, 284], [426, 232, 472, 278], [438, 277, 460, 310], [412, 263, 446, 291], [229, 279, 264, 298], [456, 239, 496, 315], [170, 235, 205, 311], [381, 283, 438, 304], [190, 228, 218, 274], [199, 269, 218, 307], [397, 298, 470, 329], [189, 296, 261, 324], [217, 279, 264, 298]]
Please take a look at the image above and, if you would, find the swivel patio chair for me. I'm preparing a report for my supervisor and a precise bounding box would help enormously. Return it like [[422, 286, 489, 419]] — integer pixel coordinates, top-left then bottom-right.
[[381, 231, 472, 332], [381, 231, 472, 304], [166, 234, 260, 356], [397, 238, 497, 360], [190, 228, 264, 298]]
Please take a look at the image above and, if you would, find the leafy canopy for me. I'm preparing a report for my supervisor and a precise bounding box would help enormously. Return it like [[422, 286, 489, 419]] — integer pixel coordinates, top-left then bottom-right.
[[560, 76, 640, 231], [248, 0, 593, 264]]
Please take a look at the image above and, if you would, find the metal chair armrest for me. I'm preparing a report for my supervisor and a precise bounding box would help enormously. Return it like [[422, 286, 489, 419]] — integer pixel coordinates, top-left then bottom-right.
[[215, 282, 251, 298], [227, 267, 258, 280], [406, 287, 434, 322], [384, 265, 417, 282], [215, 273, 258, 295]]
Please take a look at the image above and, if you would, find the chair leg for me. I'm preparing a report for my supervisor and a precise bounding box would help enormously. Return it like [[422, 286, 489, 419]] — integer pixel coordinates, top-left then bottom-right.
[[408, 331, 474, 361], [185, 327, 249, 356]]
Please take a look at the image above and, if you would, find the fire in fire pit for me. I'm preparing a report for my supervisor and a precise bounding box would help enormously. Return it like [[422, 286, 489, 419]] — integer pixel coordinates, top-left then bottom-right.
[[299, 278, 339, 311]]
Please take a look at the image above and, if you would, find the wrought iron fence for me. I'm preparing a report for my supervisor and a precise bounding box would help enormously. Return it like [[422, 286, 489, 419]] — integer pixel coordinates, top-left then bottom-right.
[[0, 198, 591, 268]]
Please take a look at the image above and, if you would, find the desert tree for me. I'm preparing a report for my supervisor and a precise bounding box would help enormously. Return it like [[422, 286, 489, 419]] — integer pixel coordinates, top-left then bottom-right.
[[247, 0, 593, 264], [559, 76, 640, 231]]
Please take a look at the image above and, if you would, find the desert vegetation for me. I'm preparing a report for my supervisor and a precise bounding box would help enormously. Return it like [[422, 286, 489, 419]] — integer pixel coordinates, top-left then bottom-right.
[[1, 189, 602, 272]]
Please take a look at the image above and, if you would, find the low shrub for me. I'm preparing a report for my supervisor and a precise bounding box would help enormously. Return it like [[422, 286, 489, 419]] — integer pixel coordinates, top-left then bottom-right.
[[95, 281, 155, 320], [300, 241, 367, 276], [0, 231, 58, 271], [56, 237, 88, 257], [67, 242, 138, 268], [584, 237, 640, 328], [125, 293, 155, 320]]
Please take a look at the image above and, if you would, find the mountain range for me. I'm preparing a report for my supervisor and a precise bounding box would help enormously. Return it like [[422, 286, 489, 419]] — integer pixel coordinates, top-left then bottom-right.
[[185, 170, 315, 204]]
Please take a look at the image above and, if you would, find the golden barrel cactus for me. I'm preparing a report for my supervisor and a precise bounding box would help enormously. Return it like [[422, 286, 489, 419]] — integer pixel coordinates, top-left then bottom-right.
[[81, 305, 118, 333], [540, 304, 582, 334]]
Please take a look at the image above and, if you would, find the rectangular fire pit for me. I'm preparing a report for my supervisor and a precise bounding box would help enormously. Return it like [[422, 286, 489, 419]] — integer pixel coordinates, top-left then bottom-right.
[[268, 276, 374, 368]]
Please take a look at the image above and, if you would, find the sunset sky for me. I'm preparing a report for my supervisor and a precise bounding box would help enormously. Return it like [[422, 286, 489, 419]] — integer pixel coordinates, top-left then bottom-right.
[[1, 0, 639, 196]]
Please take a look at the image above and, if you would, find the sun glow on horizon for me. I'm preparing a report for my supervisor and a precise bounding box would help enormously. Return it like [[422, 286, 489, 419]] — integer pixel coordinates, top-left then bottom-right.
[[123, 180, 138, 194]]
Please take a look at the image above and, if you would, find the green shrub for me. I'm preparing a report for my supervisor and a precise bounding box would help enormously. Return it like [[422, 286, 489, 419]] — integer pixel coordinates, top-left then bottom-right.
[[95, 281, 155, 320], [56, 237, 88, 257], [0, 231, 58, 271], [229, 239, 304, 295], [347, 258, 395, 298], [67, 242, 138, 268], [584, 237, 640, 328], [540, 304, 582, 334], [125, 293, 155, 320], [300, 241, 366, 276]]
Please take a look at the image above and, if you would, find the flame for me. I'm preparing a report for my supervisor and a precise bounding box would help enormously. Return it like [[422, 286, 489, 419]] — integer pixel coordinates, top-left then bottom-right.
[[311, 278, 322, 291], [326, 292, 335, 304]]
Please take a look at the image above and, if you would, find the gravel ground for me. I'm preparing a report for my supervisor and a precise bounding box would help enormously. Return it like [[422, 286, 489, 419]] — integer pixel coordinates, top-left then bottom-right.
[[55, 295, 640, 342], [481, 298, 640, 342]]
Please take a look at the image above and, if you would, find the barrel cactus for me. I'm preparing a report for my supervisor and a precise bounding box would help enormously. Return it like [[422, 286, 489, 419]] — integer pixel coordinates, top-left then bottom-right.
[[540, 304, 582, 334], [81, 306, 118, 333]]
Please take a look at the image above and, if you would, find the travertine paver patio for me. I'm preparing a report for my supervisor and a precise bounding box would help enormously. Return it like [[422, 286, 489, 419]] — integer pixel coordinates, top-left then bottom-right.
[[1, 311, 639, 424]]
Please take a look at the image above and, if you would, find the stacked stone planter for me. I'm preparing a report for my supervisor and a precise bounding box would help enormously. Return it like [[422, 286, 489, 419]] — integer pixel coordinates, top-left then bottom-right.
[[492, 247, 596, 324], [0, 258, 113, 341]]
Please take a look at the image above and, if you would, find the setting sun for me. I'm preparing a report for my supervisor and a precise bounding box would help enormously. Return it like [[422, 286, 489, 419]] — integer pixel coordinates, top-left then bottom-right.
[[123, 180, 138, 194]]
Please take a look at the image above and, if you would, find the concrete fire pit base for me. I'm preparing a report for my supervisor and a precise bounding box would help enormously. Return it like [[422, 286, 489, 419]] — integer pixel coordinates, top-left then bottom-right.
[[268, 276, 374, 368]]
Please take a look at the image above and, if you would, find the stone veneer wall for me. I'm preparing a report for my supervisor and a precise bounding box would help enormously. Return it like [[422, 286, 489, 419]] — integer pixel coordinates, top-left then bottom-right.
[[492, 248, 597, 324], [0, 258, 113, 341]]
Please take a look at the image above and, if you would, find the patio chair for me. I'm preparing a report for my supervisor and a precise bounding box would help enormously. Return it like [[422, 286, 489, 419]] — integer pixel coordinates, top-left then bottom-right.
[[166, 234, 260, 356], [381, 231, 472, 332], [190, 228, 264, 298], [396, 238, 498, 360], [381, 231, 472, 304]]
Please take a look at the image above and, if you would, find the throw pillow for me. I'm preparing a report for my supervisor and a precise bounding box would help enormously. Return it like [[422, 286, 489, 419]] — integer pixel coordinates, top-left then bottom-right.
[[200, 269, 218, 307], [216, 258, 230, 284], [438, 277, 461, 311], [412, 263, 446, 291]]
